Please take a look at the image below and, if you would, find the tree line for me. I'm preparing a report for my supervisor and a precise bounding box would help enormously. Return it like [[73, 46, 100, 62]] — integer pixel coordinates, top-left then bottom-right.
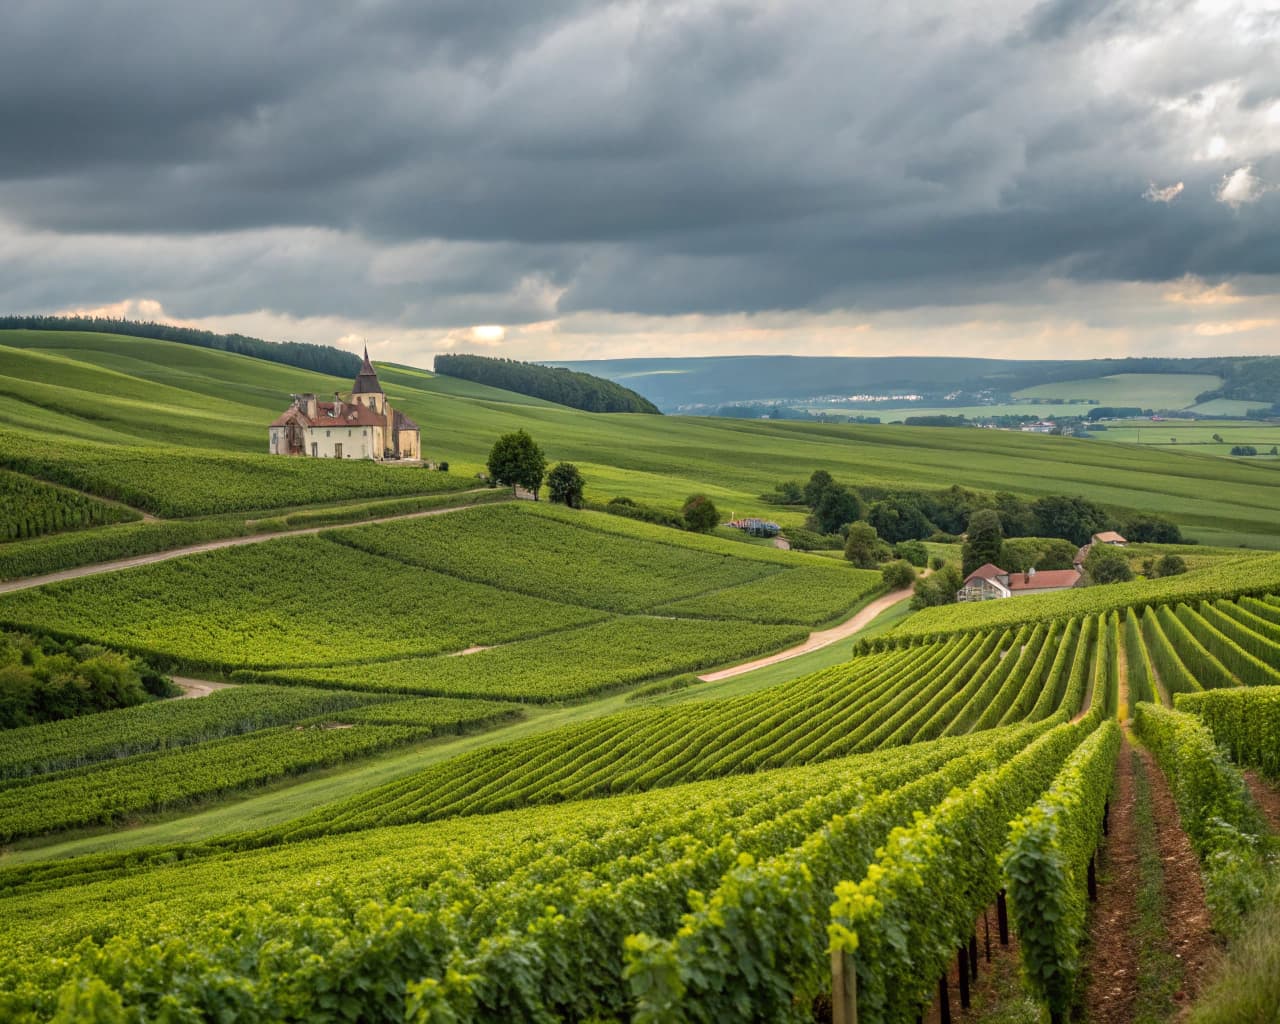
[[435, 354, 661, 414], [0, 315, 361, 378]]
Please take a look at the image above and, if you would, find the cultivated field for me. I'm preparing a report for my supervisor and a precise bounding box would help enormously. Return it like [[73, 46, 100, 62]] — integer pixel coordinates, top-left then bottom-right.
[[2, 331, 1279, 1023]]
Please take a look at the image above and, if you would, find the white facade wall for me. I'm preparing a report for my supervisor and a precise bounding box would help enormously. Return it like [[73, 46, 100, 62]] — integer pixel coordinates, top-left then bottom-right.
[[303, 425, 379, 459]]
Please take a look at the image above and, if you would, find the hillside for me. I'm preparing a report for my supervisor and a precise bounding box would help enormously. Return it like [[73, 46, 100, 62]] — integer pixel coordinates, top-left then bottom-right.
[[434, 353, 661, 414], [1, 330, 1279, 1023], [3, 331, 1280, 551]]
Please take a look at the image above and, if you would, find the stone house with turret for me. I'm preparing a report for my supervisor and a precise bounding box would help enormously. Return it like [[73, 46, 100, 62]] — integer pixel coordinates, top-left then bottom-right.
[[268, 348, 420, 461]]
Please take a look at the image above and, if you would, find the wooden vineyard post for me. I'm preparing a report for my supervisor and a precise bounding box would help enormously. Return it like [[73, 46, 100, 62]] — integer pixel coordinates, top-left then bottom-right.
[[938, 974, 952, 1024], [996, 889, 1010, 945], [957, 946, 971, 1009], [831, 948, 858, 1024], [1103, 798, 1110, 836], [969, 932, 979, 980], [1087, 853, 1098, 901], [983, 908, 992, 962]]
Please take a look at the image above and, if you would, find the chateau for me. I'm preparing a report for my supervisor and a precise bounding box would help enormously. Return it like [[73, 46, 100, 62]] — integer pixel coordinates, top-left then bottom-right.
[[268, 349, 420, 460]]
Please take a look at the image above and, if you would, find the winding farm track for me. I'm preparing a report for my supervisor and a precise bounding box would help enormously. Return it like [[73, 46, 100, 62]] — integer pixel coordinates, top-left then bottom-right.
[[0, 500, 497, 595], [696, 584, 915, 682]]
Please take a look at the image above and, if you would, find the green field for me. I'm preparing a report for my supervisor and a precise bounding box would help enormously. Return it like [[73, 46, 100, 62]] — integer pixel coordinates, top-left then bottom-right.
[[2, 329, 1280, 1022], [4, 331, 1280, 552], [1012, 372, 1223, 409]]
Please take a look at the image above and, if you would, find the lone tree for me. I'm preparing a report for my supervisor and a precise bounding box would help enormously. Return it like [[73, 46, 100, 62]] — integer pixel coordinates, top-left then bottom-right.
[[1084, 543, 1133, 585], [547, 462, 585, 508], [962, 509, 1004, 576], [682, 494, 719, 533], [487, 429, 547, 498], [844, 521, 885, 569]]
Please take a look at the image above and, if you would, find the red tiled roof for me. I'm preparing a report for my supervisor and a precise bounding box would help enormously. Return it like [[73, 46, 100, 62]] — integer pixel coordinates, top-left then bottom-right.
[[964, 563, 1006, 584], [1006, 569, 1082, 591], [269, 401, 383, 429]]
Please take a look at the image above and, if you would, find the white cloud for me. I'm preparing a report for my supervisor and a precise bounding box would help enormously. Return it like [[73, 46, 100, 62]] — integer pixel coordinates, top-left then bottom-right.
[[1217, 165, 1268, 206], [1143, 181, 1184, 203]]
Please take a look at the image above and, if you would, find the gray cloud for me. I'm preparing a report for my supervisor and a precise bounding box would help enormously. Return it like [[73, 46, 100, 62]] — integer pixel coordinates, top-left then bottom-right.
[[0, 0, 1277, 336]]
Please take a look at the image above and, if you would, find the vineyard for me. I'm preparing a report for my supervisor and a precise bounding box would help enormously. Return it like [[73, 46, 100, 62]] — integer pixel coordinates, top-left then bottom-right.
[[3, 565, 1279, 1020], [0, 429, 473, 518], [0, 506, 878, 699], [0, 690, 520, 840], [0, 469, 138, 541], [3, 333, 1280, 1021]]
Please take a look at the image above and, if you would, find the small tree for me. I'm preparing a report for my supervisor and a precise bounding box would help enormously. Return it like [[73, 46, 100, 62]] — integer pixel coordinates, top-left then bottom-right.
[[487, 429, 547, 497], [1153, 553, 1187, 578], [893, 540, 929, 567], [682, 494, 719, 533], [911, 565, 962, 608], [810, 485, 863, 535], [547, 462, 585, 508], [962, 509, 1004, 576], [881, 559, 917, 590], [844, 521, 885, 569], [1084, 543, 1133, 585]]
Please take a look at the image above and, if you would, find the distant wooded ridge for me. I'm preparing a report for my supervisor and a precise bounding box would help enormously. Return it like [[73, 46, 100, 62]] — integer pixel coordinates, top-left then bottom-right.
[[434, 353, 661, 414], [0, 315, 361, 378], [550, 355, 1280, 411]]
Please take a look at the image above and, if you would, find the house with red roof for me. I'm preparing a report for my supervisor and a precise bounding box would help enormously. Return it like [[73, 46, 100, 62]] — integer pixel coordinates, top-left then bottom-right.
[[957, 562, 1083, 602], [268, 348, 420, 461]]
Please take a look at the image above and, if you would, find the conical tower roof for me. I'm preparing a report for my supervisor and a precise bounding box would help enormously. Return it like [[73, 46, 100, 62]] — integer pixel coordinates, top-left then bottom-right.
[[352, 345, 383, 394]]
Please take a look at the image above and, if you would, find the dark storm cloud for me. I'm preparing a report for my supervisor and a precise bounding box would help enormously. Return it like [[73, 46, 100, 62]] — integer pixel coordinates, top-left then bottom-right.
[[0, 0, 1277, 325]]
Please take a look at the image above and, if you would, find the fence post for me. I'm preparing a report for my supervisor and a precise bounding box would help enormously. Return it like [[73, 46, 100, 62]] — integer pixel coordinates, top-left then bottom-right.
[[832, 948, 858, 1024]]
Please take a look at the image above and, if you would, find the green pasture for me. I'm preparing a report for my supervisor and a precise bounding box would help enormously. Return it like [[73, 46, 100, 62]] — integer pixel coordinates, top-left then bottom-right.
[[1012, 372, 1222, 409]]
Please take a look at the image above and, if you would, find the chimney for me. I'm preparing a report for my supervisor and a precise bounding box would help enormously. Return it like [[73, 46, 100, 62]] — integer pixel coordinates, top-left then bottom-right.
[[1028, 566, 1036, 577], [333, 391, 343, 416], [301, 393, 317, 418]]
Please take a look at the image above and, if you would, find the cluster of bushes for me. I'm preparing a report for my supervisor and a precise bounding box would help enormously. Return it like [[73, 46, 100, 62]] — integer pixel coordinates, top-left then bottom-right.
[[764, 471, 1181, 549], [0, 631, 176, 728], [589, 494, 720, 534], [436, 354, 661, 414]]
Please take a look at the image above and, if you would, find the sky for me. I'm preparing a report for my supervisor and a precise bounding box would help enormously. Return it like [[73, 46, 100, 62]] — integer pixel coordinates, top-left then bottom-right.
[[2, 0, 1278, 366]]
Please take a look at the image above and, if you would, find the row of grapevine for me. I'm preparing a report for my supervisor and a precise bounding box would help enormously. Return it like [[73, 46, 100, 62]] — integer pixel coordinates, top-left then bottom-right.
[[1131, 702, 1270, 933], [278, 626, 1086, 841], [0, 727, 1042, 1022], [1001, 721, 1121, 1022], [0, 469, 138, 541], [0, 685, 397, 779], [0, 696, 520, 841], [1174, 686, 1280, 780], [826, 713, 1102, 1023]]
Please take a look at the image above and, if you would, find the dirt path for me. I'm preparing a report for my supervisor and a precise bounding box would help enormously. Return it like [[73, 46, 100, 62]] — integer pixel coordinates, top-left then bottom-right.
[[1084, 739, 1142, 1024], [1243, 770, 1280, 832], [696, 585, 914, 682], [171, 677, 237, 699], [0, 499, 496, 595], [1083, 737, 1216, 1023]]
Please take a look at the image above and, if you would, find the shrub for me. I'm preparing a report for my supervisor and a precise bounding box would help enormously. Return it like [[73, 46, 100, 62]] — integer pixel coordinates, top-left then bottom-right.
[[881, 559, 917, 589], [681, 495, 719, 534]]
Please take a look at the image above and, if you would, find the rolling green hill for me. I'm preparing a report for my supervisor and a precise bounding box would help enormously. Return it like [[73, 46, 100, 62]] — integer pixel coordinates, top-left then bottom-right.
[[3, 330, 1280, 549]]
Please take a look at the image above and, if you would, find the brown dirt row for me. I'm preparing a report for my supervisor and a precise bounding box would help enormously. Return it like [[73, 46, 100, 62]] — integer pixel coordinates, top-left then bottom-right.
[[1242, 771, 1280, 833]]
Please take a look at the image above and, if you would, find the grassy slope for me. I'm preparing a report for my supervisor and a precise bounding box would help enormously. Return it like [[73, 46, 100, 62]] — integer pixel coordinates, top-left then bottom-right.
[[1012, 372, 1222, 408], [4, 330, 1280, 546]]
